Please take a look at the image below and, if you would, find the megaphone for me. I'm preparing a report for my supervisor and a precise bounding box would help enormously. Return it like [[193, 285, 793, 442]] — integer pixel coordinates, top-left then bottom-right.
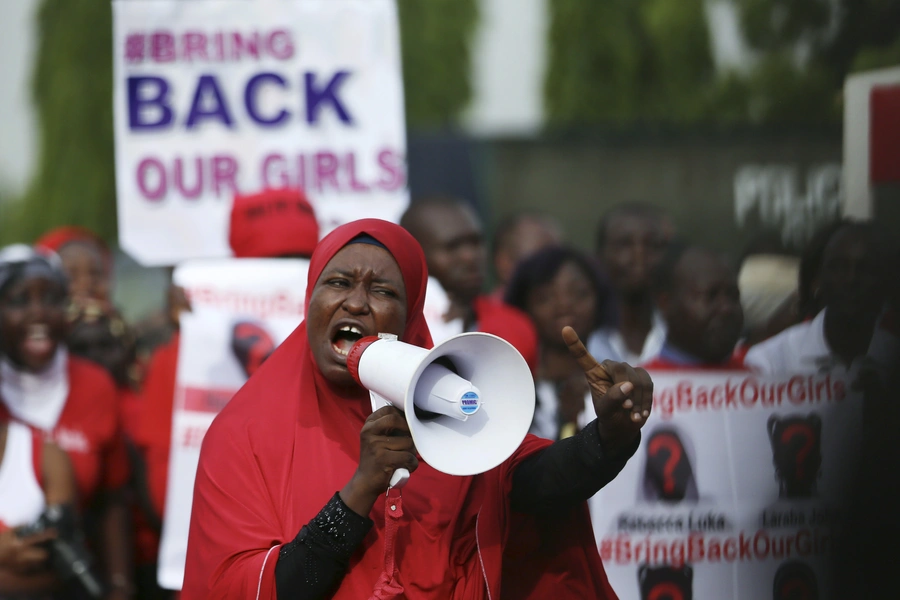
[[347, 332, 535, 488]]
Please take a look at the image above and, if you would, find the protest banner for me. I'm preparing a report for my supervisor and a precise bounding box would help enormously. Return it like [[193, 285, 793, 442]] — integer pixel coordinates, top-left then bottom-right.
[[156, 258, 309, 589], [590, 370, 863, 600], [112, 0, 407, 265]]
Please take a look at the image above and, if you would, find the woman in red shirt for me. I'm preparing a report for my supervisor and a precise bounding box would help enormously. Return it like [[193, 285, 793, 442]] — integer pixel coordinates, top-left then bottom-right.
[[0, 245, 133, 599], [35, 227, 144, 437]]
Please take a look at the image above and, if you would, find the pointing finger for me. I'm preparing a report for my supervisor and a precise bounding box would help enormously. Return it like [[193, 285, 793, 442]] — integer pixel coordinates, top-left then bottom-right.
[[562, 326, 604, 376]]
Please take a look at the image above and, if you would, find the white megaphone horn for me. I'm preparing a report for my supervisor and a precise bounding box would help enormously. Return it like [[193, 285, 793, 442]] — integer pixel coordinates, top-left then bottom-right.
[[347, 332, 535, 489]]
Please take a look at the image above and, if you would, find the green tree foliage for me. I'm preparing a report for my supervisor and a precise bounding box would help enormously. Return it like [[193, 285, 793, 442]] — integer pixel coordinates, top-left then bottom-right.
[[730, 0, 900, 123], [1, 0, 116, 244], [1, 0, 478, 245], [397, 0, 478, 128], [708, 55, 839, 125], [545, 0, 900, 127], [545, 0, 715, 125]]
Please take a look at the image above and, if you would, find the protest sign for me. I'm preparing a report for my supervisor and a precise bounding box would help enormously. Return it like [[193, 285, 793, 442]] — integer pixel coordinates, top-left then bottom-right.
[[156, 258, 308, 589], [590, 370, 863, 600], [113, 0, 407, 265]]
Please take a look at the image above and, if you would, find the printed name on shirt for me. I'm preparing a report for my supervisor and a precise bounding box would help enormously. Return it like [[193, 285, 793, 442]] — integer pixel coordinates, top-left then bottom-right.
[[617, 511, 730, 535], [760, 507, 842, 529], [50, 427, 90, 454]]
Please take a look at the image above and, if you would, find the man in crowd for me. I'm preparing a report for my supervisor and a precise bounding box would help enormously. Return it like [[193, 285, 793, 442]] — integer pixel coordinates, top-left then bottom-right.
[[642, 243, 745, 370], [400, 198, 539, 373], [588, 203, 674, 365], [489, 211, 563, 300], [744, 221, 892, 376]]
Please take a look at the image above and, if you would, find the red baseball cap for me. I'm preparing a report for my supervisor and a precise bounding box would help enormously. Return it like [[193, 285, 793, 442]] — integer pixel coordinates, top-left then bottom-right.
[[228, 189, 320, 258]]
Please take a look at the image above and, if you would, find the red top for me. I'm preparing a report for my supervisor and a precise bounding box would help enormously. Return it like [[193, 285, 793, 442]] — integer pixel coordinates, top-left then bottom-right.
[[134, 334, 180, 519], [119, 386, 143, 444], [182, 219, 615, 600], [473, 295, 539, 375], [0, 357, 129, 506], [127, 334, 180, 565]]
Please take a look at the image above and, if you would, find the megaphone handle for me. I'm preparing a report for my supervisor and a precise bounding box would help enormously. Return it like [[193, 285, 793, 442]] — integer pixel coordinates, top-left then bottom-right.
[[389, 468, 409, 490]]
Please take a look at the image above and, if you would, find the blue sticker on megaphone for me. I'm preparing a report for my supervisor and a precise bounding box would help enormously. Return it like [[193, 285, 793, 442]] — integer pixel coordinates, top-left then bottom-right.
[[460, 391, 480, 415]]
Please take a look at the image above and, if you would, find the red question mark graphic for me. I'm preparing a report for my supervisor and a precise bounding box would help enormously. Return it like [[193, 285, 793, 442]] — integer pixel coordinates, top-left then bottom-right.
[[781, 424, 814, 481], [649, 434, 682, 496], [780, 579, 810, 600], [648, 582, 684, 600]]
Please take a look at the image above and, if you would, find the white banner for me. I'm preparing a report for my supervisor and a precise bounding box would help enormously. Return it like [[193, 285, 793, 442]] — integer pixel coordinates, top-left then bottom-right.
[[157, 258, 309, 589], [843, 65, 900, 219], [590, 371, 863, 600], [113, 0, 408, 265]]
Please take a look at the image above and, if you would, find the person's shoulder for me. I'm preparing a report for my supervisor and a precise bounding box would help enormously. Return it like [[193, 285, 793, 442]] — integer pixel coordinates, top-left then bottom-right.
[[67, 355, 118, 398], [473, 295, 534, 330], [743, 319, 813, 372], [205, 357, 296, 436], [747, 319, 812, 354], [198, 381, 286, 463], [148, 332, 181, 370]]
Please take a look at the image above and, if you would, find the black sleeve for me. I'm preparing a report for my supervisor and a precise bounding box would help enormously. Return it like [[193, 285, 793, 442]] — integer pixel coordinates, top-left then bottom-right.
[[510, 419, 640, 514], [275, 492, 373, 599]]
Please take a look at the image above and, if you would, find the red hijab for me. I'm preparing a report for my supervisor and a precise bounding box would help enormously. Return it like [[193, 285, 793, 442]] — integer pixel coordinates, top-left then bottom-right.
[[181, 219, 616, 600]]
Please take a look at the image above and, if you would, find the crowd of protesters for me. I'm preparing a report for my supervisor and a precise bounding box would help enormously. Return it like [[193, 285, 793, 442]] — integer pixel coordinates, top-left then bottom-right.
[[0, 188, 896, 599]]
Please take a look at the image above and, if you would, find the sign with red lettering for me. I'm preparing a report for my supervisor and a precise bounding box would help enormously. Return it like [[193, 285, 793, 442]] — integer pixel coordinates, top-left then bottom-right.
[[112, 0, 407, 265], [157, 258, 309, 589], [589, 371, 863, 599]]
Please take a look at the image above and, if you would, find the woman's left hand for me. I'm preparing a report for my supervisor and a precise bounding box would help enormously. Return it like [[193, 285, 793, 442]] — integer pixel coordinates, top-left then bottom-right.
[[562, 326, 653, 454]]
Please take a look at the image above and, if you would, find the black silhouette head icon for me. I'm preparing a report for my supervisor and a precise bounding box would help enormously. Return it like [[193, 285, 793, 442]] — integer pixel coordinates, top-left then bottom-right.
[[231, 321, 276, 379], [773, 560, 818, 600], [644, 428, 697, 502], [638, 564, 693, 600], [767, 413, 822, 499]]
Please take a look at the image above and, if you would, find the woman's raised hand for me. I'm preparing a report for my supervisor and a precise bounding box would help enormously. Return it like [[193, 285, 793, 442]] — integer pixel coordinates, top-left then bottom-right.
[[340, 406, 419, 517], [562, 326, 653, 454]]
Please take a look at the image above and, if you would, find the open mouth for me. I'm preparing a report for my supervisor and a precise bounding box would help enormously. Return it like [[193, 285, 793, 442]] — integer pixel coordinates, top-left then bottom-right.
[[22, 324, 53, 357], [331, 325, 364, 357]]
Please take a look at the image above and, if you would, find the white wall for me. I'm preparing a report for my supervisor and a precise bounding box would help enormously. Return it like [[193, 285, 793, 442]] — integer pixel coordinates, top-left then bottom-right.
[[0, 0, 40, 199], [704, 0, 754, 73], [464, 0, 548, 136]]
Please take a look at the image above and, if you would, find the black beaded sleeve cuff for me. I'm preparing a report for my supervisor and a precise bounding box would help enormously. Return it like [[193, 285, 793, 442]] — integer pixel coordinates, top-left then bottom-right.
[[280, 492, 373, 562], [275, 493, 374, 598]]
